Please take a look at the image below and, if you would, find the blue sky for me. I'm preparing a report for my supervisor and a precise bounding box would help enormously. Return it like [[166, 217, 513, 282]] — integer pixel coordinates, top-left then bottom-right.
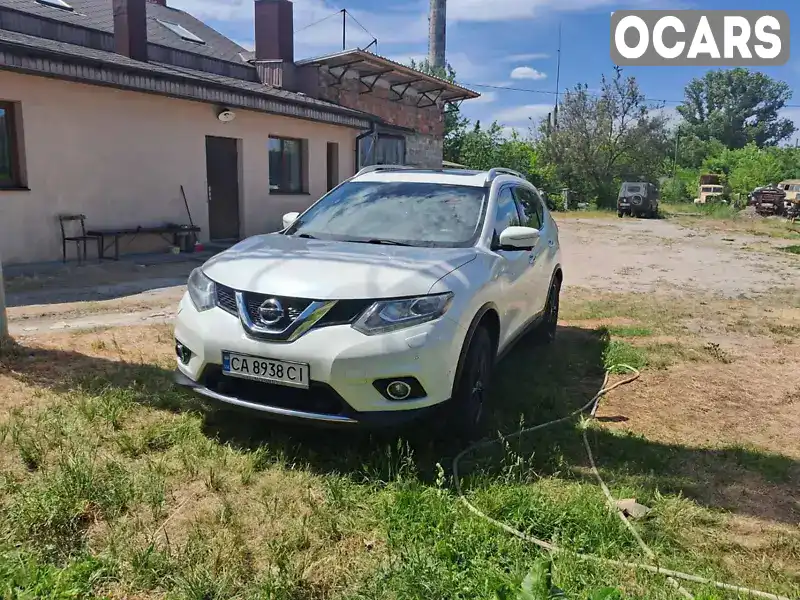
[[170, 0, 800, 142]]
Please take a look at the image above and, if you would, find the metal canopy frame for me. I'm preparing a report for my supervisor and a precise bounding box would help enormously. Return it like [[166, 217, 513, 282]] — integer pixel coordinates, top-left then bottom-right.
[[297, 49, 480, 107]]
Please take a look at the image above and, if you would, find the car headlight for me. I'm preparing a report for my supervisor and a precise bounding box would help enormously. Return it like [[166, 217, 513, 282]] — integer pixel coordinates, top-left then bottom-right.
[[353, 293, 453, 335], [187, 268, 216, 312]]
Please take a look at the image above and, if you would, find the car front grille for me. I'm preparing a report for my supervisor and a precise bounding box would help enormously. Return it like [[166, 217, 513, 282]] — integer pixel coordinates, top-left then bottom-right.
[[214, 284, 373, 335], [216, 285, 238, 315], [243, 292, 312, 331], [202, 365, 348, 416]]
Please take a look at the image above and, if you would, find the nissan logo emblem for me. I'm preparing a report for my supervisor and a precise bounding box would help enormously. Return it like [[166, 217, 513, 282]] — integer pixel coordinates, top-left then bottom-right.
[[258, 298, 284, 325]]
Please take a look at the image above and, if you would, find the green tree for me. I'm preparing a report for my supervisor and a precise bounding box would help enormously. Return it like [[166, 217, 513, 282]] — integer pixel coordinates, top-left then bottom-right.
[[408, 58, 469, 163], [673, 134, 726, 170], [727, 144, 787, 196], [677, 69, 796, 149], [455, 122, 558, 193], [541, 68, 669, 208]]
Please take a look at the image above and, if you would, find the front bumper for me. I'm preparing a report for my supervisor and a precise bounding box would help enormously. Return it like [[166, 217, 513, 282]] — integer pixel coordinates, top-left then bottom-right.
[[173, 370, 441, 427], [173, 294, 464, 426]]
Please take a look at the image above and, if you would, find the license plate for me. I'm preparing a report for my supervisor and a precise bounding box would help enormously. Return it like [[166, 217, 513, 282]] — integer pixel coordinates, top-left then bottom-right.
[[222, 352, 310, 389]]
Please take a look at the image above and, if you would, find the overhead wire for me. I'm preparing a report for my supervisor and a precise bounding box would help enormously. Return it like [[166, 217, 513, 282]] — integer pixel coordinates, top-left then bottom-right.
[[293, 9, 342, 34], [457, 81, 800, 109]]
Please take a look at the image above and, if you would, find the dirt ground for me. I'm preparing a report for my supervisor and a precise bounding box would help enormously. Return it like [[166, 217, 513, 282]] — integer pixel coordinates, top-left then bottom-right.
[[561, 216, 800, 296]]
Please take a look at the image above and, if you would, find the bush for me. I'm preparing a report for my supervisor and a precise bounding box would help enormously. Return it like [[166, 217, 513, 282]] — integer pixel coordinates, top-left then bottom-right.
[[661, 177, 691, 203]]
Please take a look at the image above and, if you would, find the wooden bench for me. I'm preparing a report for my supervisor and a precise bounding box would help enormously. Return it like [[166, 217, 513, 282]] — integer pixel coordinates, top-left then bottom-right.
[[86, 225, 201, 261]]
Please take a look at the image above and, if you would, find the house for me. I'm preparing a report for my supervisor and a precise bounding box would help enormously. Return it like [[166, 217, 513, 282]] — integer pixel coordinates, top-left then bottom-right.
[[0, 0, 478, 264]]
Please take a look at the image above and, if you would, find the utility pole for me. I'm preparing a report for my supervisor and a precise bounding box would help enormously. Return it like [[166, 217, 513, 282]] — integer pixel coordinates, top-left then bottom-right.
[[341, 9, 346, 51], [554, 21, 562, 130], [672, 133, 680, 180], [428, 0, 446, 69]]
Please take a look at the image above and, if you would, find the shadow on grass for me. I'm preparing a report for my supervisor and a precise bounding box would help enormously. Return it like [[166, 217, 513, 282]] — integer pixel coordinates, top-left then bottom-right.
[[2, 325, 798, 524]]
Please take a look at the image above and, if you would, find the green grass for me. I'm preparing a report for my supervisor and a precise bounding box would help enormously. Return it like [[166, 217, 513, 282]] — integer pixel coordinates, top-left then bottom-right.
[[781, 244, 800, 255], [0, 319, 797, 600]]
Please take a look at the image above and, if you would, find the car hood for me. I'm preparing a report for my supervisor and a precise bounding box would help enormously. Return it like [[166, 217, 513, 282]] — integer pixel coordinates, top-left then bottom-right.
[[202, 234, 478, 299]]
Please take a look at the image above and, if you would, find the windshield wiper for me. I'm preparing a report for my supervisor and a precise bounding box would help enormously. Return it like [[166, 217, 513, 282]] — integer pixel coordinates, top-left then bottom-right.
[[359, 238, 414, 247], [294, 233, 317, 239]]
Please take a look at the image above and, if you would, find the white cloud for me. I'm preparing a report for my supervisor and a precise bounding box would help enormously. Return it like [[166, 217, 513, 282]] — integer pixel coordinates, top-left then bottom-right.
[[779, 107, 800, 146], [655, 106, 681, 127], [511, 66, 547, 80], [492, 103, 553, 127], [504, 53, 550, 61], [467, 91, 498, 105]]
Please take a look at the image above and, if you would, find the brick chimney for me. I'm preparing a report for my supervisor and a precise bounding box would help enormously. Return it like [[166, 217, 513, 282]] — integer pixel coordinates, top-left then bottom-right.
[[254, 0, 294, 63], [113, 0, 148, 62]]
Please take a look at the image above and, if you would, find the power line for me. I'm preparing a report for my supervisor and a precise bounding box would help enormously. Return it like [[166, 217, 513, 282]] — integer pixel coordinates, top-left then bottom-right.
[[458, 81, 800, 109], [293, 9, 341, 34], [346, 10, 376, 40]]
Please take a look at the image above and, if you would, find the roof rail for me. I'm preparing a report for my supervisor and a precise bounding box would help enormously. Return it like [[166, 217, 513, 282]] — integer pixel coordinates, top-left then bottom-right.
[[355, 165, 418, 177], [485, 167, 525, 184]]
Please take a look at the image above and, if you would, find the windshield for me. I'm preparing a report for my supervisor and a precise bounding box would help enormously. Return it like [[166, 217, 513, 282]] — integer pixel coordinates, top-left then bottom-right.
[[701, 186, 723, 193], [285, 181, 487, 247]]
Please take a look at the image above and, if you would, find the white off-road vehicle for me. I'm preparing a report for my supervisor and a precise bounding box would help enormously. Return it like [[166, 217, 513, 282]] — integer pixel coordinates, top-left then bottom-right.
[[174, 166, 563, 436]]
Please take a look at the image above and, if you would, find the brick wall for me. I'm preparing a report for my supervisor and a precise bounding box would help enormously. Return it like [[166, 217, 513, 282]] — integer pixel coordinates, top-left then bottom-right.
[[315, 69, 445, 138], [405, 133, 444, 168]]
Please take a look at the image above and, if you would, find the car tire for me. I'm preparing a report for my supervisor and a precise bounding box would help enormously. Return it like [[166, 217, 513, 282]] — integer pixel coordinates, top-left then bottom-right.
[[450, 326, 494, 439], [533, 276, 561, 344], [617, 211, 623, 218]]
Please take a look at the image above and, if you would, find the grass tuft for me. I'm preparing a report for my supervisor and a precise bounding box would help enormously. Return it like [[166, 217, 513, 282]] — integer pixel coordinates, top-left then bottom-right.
[[601, 337, 648, 373]]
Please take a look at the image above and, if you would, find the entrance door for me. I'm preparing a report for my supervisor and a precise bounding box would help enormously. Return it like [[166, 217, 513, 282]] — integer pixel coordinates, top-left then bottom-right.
[[205, 136, 240, 241]]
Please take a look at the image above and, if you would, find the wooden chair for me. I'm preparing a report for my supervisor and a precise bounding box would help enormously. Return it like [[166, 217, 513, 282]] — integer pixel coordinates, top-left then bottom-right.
[[58, 214, 100, 263]]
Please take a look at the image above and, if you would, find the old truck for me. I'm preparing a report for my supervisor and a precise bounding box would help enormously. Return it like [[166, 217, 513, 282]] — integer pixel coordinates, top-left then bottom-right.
[[694, 174, 725, 204], [748, 185, 787, 216]]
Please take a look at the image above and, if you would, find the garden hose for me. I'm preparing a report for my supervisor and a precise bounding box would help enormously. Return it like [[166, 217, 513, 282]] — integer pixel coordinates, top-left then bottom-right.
[[452, 365, 792, 600]]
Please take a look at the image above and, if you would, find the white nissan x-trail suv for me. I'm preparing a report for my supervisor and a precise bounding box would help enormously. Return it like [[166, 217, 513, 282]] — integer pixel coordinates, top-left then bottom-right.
[[174, 166, 562, 436]]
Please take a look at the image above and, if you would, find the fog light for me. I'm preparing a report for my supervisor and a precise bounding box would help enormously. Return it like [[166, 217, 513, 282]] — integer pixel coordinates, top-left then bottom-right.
[[175, 340, 192, 365], [386, 381, 412, 401], [373, 377, 427, 401]]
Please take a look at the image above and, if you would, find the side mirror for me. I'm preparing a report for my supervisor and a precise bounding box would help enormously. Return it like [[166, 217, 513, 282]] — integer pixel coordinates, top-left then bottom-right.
[[499, 226, 540, 250], [282, 212, 300, 230]]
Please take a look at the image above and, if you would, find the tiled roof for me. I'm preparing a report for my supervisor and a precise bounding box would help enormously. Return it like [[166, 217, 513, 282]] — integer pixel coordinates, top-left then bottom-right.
[[0, 0, 247, 64]]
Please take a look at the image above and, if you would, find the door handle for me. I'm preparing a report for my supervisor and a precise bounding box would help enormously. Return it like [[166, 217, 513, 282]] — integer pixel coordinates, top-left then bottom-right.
[[529, 253, 536, 265], [548, 239, 555, 248]]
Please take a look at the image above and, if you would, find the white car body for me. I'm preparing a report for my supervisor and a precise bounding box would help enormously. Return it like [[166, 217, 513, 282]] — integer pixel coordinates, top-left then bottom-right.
[[174, 167, 562, 428]]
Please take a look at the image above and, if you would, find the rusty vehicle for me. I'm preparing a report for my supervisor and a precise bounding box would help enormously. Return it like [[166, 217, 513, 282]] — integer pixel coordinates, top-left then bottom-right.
[[748, 185, 787, 216], [694, 174, 725, 204]]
